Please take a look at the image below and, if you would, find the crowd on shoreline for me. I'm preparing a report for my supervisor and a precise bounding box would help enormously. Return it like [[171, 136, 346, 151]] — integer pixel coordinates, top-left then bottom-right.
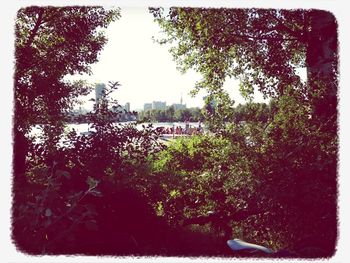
[[156, 121, 204, 136]]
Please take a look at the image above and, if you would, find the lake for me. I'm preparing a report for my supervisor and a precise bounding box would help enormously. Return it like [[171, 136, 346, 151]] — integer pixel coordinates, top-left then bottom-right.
[[66, 122, 205, 134], [29, 121, 205, 138]]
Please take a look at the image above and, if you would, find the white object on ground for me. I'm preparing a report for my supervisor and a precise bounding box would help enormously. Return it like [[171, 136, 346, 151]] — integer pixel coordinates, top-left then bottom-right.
[[227, 239, 273, 254]]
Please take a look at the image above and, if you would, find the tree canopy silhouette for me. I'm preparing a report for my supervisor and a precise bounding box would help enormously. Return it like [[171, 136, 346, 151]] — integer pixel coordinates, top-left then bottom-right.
[[14, 6, 120, 184], [150, 7, 338, 256], [150, 8, 337, 126]]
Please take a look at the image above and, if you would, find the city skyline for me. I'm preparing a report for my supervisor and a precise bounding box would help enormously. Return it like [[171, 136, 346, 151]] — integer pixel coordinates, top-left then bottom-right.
[[72, 7, 266, 112], [143, 99, 186, 111], [79, 81, 269, 113], [84, 83, 191, 112]]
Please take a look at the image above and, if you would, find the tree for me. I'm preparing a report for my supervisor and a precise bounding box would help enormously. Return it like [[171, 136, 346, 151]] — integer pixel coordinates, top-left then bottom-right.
[[13, 6, 121, 252], [150, 7, 338, 256], [13, 81, 167, 254], [14, 6, 120, 189], [138, 107, 203, 122], [166, 105, 175, 121], [189, 107, 203, 122], [232, 102, 270, 124], [150, 8, 337, 126]]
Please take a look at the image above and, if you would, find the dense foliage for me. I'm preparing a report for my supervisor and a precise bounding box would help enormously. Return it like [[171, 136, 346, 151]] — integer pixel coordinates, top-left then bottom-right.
[[13, 6, 121, 189], [12, 6, 338, 258], [12, 7, 223, 252], [149, 7, 338, 257], [13, 81, 227, 255], [150, 89, 336, 256], [13, 83, 169, 254], [150, 7, 337, 127], [12, 6, 168, 254], [15, 6, 120, 132]]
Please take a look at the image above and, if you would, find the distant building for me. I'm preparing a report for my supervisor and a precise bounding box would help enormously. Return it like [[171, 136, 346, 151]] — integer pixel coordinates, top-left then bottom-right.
[[70, 106, 89, 116], [124, 102, 130, 112], [110, 103, 136, 121], [172, 94, 186, 110], [95, 83, 106, 108], [143, 101, 167, 110], [152, 101, 166, 110], [144, 103, 152, 111]]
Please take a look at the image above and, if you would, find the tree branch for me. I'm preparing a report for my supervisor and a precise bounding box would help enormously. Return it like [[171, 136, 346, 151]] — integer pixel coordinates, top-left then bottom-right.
[[24, 8, 45, 48], [266, 12, 303, 41], [230, 32, 298, 42]]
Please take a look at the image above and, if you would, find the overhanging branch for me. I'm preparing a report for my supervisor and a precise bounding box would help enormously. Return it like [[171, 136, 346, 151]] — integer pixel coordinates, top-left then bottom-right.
[[24, 8, 45, 48], [230, 32, 298, 42]]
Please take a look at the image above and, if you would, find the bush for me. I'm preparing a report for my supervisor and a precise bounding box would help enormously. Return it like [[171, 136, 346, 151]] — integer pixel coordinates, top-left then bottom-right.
[[149, 91, 337, 257]]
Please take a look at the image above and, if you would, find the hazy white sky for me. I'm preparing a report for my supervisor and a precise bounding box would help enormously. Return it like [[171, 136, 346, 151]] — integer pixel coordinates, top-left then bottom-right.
[[77, 7, 262, 111]]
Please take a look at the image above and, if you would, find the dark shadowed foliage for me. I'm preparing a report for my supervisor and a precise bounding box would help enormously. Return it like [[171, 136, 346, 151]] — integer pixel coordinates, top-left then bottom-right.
[[12, 6, 338, 258], [150, 7, 338, 258]]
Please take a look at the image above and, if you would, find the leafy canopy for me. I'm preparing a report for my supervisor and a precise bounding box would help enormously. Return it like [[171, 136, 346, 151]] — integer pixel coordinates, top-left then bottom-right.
[[150, 8, 307, 98], [150, 8, 337, 126], [15, 6, 121, 132]]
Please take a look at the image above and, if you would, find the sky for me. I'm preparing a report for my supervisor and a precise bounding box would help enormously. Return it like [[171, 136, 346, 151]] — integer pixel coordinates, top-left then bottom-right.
[[74, 7, 266, 111]]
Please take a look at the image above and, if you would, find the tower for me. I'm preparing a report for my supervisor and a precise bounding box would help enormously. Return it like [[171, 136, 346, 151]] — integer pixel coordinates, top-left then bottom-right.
[[125, 102, 130, 112], [95, 83, 106, 108]]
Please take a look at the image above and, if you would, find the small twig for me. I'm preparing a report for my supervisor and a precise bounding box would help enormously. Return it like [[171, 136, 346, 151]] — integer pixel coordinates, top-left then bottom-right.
[[48, 185, 97, 228]]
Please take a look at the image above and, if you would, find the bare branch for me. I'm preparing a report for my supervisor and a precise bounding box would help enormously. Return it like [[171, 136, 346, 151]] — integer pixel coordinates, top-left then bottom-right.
[[266, 12, 303, 41]]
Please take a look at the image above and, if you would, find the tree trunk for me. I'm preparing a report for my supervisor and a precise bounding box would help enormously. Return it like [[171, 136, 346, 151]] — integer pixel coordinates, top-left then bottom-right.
[[304, 10, 338, 255]]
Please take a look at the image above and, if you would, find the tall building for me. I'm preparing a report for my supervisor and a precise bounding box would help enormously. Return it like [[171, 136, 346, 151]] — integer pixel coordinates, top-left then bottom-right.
[[152, 101, 166, 110], [144, 103, 152, 111], [124, 102, 130, 112], [95, 83, 106, 108], [144, 101, 168, 111]]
